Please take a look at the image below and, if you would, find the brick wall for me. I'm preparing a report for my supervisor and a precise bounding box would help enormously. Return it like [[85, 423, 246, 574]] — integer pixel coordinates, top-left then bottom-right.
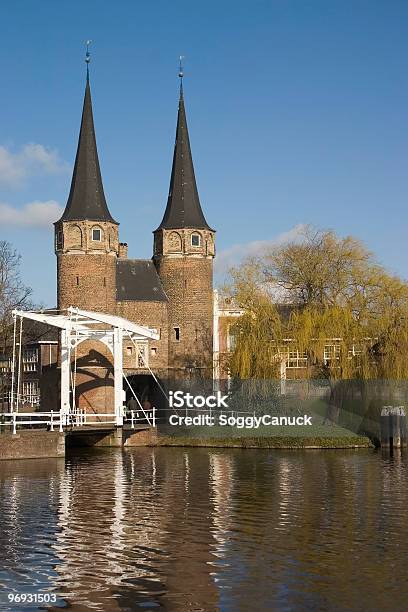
[[154, 255, 214, 377], [57, 253, 118, 313], [117, 300, 169, 378], [56, 219, 119, 313], [55, 217, 216, 410], [153, 226, 215, 378], [55, 219, 118, 413], [70, 338, 114, 416]]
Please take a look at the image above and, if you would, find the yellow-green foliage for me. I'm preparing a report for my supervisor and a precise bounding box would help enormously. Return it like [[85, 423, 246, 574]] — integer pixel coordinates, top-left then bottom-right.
[[226, 260, 282, 379], [226, 227, 408, 381]]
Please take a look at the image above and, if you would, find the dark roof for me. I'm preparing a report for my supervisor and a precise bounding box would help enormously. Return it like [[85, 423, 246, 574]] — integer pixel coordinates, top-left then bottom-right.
[[116, 259, 168, 302], [58, 74, 117, 224], [155, 85, 213, 231]]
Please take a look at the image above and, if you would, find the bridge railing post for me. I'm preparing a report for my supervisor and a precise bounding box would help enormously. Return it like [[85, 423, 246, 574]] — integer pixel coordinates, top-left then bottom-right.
[[12, 413, 16, 435], [153, 407, 156, 428], [50, 410, 54, 432], [131, 410, 135, 429]]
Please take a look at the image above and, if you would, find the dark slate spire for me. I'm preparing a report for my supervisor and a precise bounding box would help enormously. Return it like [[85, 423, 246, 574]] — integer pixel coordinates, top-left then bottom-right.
[[156, 69, 213, 231], [59, 63, 117, 224]]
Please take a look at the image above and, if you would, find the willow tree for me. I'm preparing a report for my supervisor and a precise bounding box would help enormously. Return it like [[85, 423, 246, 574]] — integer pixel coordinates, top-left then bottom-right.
[[225, 227, 408, 427], [226, 260, 282, 379], [223, 259, 283, 407]]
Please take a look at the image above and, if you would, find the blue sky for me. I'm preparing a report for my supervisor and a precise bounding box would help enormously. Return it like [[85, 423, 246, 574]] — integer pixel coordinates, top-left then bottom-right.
[[0, 0, 407, 306]]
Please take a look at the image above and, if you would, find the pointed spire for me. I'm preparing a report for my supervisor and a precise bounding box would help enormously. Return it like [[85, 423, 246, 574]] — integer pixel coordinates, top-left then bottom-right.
[[59, 45, 117, 224], [178, 55, 184, 100], [156, 61, 213, 231]]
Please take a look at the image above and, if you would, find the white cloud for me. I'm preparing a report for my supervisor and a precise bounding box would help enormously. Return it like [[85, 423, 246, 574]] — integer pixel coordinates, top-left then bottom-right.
[[0, 144, 69, 187], [0, 200, 63, 227], [215, 224, 307, 277]]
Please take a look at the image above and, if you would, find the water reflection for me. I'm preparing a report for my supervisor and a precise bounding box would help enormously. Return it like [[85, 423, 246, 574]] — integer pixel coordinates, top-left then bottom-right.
[[0, 448, 407, 610]]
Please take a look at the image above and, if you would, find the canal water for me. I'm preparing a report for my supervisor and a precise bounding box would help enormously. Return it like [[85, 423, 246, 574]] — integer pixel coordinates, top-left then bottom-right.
[[0, 447, 407, 611]]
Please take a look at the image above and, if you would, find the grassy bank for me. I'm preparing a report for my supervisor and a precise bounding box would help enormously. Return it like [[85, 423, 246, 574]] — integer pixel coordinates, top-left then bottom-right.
[[154, 423, 373, 449]]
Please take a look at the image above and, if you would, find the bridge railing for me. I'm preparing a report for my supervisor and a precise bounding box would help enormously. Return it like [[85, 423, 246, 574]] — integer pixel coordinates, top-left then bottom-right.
[[0, 406, 158, 434], [72, 411, 118, 426], [127, 408, 156, 429], [0, 392, 40, 410], [0, 410, 119, 434], [0, 411, 64, 434]]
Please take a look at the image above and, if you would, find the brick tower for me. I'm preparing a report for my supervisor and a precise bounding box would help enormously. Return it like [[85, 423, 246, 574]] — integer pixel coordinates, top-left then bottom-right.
[[153, 74, 215, 379], [54, 61, 118, 413], [55, 67, 119, 314]]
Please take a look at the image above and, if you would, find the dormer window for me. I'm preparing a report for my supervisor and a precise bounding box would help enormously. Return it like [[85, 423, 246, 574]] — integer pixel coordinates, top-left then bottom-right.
[[92, 227, 102, 242], [191, 233, 201, 247]]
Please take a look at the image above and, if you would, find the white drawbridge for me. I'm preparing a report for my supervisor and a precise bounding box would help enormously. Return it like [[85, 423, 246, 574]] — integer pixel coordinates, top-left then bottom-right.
[[10, 307, 161, 427]]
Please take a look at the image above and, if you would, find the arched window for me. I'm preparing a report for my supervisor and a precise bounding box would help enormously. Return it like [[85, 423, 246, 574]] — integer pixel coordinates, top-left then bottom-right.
[[191, 232, 201, 247]]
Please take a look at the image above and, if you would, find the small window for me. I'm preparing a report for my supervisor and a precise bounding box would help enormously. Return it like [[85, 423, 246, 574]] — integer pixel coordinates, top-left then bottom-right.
[[92, 228, 102, 241], [174, 327, 180, 341], [151, 347, 157, 356], [22, 380, 39, 400], [191, 233, 201, 247], [126, 347, 133, 356], [23, 349, 38, 372], [76, 276, 80, 286]]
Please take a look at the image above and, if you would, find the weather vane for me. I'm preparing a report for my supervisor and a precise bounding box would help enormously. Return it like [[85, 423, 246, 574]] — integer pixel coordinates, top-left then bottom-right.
[[85, 40, 92, 65], [179, 55, 185, 79]]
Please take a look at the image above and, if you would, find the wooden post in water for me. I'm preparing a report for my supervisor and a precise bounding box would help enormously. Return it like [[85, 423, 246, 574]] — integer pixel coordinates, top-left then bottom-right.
[[380, 406, 392, 449], [381, 406, 407, 449]]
